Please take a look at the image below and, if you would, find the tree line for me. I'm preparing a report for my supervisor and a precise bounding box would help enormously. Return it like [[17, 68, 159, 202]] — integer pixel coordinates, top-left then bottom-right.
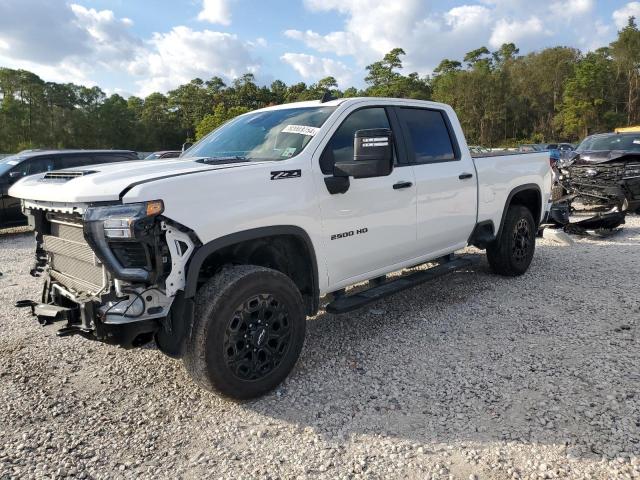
[[1, 17, 639, 153]]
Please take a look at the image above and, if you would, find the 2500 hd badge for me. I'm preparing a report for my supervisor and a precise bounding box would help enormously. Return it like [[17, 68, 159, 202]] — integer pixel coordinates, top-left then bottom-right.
[[331, 227, 368, 240]]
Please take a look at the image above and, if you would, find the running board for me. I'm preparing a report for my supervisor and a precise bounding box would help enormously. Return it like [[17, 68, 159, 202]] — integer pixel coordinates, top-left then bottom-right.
[[325, 256, 476, 314]]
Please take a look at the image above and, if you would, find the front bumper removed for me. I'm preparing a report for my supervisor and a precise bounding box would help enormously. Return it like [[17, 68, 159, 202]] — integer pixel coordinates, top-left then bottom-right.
[[15, 292, 161, 348]]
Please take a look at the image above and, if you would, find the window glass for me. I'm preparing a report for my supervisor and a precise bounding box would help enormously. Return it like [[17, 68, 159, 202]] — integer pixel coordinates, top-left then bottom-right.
[[57, 156, 95, 169], [321, 107, 392, 174], [183, 106, 336, 161], [577, 133, 640, 152], [11, 157, 54, 176], [398, 108, 456, 163], [92, 155, 136, 164]]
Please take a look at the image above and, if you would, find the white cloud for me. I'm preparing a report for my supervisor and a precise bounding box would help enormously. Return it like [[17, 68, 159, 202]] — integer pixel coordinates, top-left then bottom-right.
[[549, 0, 594, 17], [281, 53, 352, 87], [613, 2, 640, 29], [284, 29, 359, 56], [70, 4, 141, 65], [198, 0, 232, 25], [489, 17, 548, 49], [0, 0, 259, 96], [130, 27, 258, 95], [0, 0, 91, 63], [288, 0, 620, 78], [445, 5, 492, 31]]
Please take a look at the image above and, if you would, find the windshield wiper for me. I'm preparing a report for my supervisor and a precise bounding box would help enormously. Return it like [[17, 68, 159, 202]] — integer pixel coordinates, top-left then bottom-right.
[[198, 155, 250, 163], [196, 155, 251, 164]]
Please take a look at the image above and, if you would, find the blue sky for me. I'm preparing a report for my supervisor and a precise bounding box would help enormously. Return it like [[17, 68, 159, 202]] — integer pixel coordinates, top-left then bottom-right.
[[0, 0, 638, 97]]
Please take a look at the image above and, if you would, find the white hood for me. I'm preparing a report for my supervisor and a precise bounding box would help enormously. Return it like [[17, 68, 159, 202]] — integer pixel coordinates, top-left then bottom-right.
[[9, 158, 253, 203]]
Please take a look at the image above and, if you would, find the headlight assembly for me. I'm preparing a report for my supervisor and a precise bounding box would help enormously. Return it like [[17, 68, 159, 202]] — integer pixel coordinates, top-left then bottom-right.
[[87, 201, 164, 239], [83, 201, 164, 282]]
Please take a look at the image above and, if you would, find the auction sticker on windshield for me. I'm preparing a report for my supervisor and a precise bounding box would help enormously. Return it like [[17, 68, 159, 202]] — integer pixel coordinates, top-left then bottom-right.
[[282, 125, 320, 136]]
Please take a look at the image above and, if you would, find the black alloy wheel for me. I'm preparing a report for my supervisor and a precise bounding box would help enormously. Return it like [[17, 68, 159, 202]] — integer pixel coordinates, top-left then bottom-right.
[[223, 294, 292, 381]]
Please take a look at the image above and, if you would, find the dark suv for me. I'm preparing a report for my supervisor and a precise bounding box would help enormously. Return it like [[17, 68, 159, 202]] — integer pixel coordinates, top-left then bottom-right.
[[0, 150, 138, 228]]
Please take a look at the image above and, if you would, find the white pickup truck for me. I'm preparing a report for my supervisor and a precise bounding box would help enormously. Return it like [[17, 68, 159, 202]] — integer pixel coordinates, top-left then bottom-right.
[[10, 97, 551, 399]]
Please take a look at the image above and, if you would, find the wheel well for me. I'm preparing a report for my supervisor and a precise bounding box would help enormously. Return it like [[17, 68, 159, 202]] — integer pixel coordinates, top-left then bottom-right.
[[193, 234, 317, 315], [509, 188, 542, 227]]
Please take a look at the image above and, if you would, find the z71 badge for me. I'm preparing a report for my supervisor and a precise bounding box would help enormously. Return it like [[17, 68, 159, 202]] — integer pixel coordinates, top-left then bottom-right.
[[270, 170, 302, 180]]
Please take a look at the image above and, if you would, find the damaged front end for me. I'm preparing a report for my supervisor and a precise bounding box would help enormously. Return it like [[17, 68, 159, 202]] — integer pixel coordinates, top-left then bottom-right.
[[16, 200, 197, 350], [549, 150, 640, 231]]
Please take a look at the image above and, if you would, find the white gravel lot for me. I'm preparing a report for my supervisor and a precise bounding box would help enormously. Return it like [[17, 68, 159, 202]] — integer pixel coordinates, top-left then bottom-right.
[[0, 218, 638, 480]]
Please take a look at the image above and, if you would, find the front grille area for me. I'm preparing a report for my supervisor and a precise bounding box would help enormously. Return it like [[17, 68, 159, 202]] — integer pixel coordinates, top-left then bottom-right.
[[568, 163, 625, 187], [44, 214, 105, 294]]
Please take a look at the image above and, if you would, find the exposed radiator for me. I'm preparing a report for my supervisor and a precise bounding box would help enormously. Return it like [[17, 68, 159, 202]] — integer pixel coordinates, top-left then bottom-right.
[[43, 215, 106, 294]]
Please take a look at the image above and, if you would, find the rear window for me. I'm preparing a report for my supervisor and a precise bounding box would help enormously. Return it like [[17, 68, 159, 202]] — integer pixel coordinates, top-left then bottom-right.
[[397, 108, 456, 163]]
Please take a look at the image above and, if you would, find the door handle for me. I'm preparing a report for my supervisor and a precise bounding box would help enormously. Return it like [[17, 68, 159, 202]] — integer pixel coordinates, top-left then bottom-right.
[[393, 181, 413, 190], [458, 173, 473, 180]]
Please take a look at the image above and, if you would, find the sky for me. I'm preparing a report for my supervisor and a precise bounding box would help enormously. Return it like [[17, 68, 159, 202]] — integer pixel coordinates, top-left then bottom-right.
[[0, 0, 638, 97]]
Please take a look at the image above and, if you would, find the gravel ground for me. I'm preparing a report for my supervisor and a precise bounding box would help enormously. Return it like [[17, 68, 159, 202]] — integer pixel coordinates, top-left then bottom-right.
[[0, 218, 638, 480]]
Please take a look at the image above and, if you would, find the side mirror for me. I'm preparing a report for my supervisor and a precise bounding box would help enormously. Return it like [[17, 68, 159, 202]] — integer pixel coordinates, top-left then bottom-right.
[[333, 128, 393, 179], [182, 142, 193, 152]]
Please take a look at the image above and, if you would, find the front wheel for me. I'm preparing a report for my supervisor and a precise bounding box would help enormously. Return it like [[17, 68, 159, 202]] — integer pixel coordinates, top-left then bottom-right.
[[487, 205, 536, 276], [183, 265, 306, 400]]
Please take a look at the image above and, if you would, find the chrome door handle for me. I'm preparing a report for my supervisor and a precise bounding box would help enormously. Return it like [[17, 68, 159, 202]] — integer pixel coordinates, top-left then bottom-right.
[[393, 181, 413, 190]]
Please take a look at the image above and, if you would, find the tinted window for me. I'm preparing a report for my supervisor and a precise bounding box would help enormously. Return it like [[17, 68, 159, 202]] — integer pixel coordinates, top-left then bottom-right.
[[57, 155, 95, 169], [321, 107, 392, 174], [92, 154, 137, 164], [11, 157, 54, 176], [397, 108, 456, 163]]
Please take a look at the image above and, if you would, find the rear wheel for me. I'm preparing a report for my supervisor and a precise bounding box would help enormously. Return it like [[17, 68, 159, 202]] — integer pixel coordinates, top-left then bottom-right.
[[487, 205, 536, 276], [183, 265, 306, 400]]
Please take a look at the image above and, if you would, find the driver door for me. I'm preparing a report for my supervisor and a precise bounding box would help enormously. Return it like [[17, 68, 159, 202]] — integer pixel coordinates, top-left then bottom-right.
[[314, 106, 417, 287]]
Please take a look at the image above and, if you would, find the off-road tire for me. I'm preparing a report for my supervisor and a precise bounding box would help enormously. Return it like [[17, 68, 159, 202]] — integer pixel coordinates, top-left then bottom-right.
[[487, 205, 536, 276], [183, 265, 306, 400]]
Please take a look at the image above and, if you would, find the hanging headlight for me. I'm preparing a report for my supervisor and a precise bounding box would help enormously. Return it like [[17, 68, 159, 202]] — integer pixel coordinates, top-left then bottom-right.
[[83, 201, 164, 282]]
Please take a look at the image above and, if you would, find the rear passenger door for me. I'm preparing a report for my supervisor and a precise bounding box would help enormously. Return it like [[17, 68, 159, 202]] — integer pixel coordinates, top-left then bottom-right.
[[395, 107, 477, 255]]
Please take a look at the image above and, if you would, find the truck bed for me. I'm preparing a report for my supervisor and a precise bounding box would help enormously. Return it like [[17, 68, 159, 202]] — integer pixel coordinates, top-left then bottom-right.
[[473, 151, 552, 229]]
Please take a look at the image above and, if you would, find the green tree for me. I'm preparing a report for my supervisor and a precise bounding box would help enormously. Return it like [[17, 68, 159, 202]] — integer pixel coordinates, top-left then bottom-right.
[[610, 17, 640, 125]]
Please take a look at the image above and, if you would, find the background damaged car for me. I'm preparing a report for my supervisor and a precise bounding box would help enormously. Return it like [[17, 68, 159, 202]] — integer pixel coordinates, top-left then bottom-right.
[[550, 132, 640, 231]]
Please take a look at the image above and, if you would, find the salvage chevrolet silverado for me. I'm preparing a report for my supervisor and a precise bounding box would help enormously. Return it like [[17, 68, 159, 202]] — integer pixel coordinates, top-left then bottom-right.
[[10, 98, 552, 399]]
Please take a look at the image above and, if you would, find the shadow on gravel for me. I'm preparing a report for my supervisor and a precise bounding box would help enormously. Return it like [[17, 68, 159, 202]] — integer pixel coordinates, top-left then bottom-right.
[[243, 243, 639, 461]]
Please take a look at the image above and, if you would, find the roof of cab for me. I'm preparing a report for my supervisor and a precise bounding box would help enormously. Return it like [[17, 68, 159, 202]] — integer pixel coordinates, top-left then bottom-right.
[[253, 97, 446, 113], [12, 149, 136, 159]]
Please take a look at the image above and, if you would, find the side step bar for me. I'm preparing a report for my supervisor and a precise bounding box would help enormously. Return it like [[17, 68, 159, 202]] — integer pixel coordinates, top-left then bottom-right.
[[325, 256, 476, 314]]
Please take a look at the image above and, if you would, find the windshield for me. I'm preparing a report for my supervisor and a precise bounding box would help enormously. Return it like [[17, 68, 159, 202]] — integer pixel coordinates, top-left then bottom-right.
[[145, 153, 162, 160], [183, 106, 337, 161], [0, 155, 23, 177], [577, 133, 640, 152]]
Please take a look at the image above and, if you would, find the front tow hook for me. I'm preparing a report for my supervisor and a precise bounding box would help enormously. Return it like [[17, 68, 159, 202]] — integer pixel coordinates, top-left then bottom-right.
[[15, 300, 74, 326]]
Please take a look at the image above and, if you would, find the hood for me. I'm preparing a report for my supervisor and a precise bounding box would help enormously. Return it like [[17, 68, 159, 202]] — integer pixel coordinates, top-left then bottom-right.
[[9, 158, 256, 203], [572, 150, 640, 165]]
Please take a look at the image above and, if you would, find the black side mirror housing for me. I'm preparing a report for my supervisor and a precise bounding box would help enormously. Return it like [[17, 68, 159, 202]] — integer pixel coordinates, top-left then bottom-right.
[[333, 128, 393, 179], [182, 142, 193, 152]]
